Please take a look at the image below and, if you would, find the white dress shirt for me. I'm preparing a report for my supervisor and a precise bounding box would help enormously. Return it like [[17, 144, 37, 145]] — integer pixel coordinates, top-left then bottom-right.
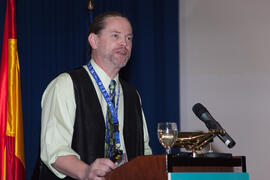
[[40, 59, 152, 178]]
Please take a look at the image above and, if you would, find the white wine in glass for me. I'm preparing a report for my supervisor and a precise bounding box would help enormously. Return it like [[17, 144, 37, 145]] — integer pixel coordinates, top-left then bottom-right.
[[157, 122, 178, 154]]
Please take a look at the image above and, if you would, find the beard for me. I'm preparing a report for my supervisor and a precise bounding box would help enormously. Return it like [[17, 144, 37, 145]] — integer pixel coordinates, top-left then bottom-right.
[[109, 48, 131, 69]]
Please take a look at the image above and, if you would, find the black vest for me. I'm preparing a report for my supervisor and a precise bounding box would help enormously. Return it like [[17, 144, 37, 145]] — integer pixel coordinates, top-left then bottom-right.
[[39, 67, 144, 180]]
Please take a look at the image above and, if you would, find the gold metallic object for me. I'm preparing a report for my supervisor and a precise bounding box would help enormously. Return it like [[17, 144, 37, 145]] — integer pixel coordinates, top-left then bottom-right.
[[88, 0, 94, 10], [174, 129, 225, 157]]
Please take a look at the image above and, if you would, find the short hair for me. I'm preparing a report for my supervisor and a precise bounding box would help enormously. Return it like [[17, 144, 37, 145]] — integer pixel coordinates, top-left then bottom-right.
[[89, 11, 131, 35]]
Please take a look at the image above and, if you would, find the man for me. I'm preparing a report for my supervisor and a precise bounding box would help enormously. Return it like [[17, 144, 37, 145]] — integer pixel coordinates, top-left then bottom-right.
[[39, 11, 152, 180]]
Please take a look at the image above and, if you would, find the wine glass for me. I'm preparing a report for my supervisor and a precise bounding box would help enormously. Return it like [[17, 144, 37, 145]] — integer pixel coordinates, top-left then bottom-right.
[[157, 122, 178, 154]]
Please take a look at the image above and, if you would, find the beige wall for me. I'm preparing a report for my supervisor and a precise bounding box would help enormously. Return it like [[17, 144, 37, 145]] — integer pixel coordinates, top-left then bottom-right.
[[180, 0, 270, 179]]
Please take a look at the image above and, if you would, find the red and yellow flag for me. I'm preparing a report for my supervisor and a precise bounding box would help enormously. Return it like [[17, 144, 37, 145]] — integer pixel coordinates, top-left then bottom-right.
[[0, 0, 26, 179]]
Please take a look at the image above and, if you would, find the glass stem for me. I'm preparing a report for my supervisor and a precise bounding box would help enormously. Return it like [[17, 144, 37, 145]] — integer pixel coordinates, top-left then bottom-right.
[[166, 148, 171, 154]]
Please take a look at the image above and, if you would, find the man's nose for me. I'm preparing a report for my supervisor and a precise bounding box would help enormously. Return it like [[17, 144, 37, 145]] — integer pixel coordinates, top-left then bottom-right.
[[120, 37, 127, 47]]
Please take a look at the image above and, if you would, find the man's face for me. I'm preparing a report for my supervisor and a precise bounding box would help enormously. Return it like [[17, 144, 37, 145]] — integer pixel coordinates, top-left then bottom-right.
[[94, 16, 133, 69]]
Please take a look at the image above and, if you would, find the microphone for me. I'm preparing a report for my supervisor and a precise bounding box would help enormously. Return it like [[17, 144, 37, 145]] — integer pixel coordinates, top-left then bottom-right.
[[192, 103, 236, 148]]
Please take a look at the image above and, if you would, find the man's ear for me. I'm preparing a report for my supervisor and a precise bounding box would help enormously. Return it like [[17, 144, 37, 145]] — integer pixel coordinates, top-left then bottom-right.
[[88, 33, 98, 49]]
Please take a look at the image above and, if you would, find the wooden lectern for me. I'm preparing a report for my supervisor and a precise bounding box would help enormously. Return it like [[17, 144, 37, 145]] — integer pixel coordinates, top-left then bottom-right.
[[105, 154, 246, 180]]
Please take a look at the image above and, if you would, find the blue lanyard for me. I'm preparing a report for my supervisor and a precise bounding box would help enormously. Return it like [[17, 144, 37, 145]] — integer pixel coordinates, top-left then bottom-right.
[[87, 62, 121, 145]]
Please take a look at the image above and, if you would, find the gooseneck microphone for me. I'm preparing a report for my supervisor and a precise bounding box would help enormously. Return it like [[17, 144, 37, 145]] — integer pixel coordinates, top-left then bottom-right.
[[192, 103, 236, 148]]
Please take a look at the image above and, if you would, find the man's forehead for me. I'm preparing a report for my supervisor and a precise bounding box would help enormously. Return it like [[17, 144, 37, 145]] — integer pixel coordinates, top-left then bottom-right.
[[103, 17, 132, 29]]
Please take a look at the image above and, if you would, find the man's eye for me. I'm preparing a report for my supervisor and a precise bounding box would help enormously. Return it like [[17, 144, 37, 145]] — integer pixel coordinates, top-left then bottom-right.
[[127, 36, 132, 41], [113, 34, 118, 38]]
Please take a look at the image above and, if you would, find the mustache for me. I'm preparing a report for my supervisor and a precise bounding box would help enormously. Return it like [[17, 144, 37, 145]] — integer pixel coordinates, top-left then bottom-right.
[[115, 47, 128, 51]]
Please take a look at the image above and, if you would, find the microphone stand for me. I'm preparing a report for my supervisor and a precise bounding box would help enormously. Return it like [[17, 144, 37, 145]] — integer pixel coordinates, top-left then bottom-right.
[[203, 139, 232, 158]]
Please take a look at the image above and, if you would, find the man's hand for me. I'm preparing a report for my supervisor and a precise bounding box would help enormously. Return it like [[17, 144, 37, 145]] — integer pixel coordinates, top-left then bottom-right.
[[52, 155, 117, 180], [83, 158, 118, 180]]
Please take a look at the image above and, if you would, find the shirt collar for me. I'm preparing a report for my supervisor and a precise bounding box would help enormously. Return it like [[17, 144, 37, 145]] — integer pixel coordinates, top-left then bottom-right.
[[90, 59, 119, 89]]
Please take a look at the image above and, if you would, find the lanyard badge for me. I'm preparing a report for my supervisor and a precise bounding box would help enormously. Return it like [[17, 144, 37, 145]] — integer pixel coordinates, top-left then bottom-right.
[[87, 62, 123, 157]]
